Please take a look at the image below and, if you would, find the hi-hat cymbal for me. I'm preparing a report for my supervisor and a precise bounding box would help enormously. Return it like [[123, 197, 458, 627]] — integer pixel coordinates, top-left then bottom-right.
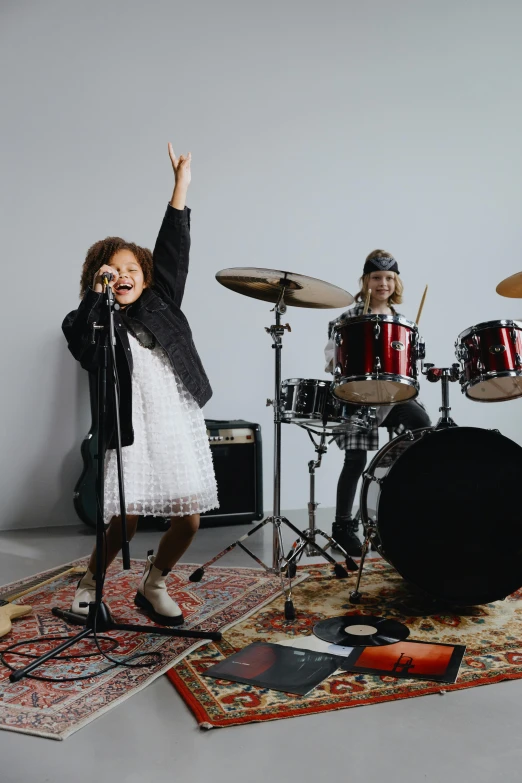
[[216, 267, 354, 309], [497, 271, 522, 298]]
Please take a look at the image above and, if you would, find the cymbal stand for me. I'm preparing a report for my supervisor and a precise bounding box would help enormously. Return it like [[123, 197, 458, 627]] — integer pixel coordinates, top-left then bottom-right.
[[189, 288, 356, 620]]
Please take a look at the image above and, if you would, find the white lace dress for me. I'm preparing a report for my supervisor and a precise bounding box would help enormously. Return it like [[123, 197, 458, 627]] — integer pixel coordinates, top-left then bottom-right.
[[103, 325, 218, 522]]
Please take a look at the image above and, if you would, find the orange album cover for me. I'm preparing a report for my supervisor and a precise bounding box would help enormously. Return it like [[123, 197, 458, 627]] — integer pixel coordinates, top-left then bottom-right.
[[341, 640, 466, 683]]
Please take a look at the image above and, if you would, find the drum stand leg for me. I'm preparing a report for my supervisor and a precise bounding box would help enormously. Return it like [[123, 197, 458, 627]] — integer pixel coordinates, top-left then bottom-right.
[[283, 429, 358, 578], [349, 522, 376, 603]]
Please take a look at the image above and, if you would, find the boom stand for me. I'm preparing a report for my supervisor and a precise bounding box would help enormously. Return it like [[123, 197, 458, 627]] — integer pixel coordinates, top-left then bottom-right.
[[188, 289, 357, 621], [9, 282, 221, 683]]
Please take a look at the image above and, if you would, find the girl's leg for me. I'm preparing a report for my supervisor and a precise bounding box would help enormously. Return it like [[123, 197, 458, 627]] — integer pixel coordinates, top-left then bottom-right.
[[72, 515, 140, 615], [135, 514, 200, 627], [154, 514, 200, 572], [87, 514, 140, 574], [332, 449, 367, 556]]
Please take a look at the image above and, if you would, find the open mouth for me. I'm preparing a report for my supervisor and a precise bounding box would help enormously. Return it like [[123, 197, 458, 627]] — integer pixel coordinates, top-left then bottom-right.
[[115, 283, 133, 293]]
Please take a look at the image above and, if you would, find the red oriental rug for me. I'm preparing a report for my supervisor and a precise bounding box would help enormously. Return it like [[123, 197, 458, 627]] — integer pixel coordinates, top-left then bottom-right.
[[0, 558, 306, 740], [167, 560, 522, 729]]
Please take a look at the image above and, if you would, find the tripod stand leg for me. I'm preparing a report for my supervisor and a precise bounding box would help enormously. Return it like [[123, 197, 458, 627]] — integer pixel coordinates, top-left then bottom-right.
[[280, 517, 357, 573], [188, 517, 274, 581], [9, 627, 93, 682], [349, 530, 372, 603], [313, 529, 358, 575]]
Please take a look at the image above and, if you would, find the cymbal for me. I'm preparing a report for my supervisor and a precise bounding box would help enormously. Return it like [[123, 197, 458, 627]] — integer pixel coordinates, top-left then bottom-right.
[[497, 271, 522, 298], [216, 267, 354, 309]]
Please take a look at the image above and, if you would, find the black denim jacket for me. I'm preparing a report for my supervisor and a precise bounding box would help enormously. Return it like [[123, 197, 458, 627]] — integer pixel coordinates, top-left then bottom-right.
[[62, 204, 212, 448]]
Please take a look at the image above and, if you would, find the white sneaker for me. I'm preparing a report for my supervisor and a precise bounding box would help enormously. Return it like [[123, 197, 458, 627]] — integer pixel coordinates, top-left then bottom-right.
[[71, 569, 96, 616], [134, 551, 184, 626]]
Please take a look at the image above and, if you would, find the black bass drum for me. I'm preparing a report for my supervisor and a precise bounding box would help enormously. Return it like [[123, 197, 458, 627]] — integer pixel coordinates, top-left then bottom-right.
[[360, 426, 522, 605]]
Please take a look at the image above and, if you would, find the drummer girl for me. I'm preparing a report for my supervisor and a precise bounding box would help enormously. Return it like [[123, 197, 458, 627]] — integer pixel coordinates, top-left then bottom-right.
[[324, 250, 431, 556]]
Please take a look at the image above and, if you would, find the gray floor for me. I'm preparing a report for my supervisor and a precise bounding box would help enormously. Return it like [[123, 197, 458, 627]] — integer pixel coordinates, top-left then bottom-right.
[[1, 511, 522, 783]]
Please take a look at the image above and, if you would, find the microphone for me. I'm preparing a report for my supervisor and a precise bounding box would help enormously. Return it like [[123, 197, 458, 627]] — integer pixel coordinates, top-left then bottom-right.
[[101, 272, 114, 285]]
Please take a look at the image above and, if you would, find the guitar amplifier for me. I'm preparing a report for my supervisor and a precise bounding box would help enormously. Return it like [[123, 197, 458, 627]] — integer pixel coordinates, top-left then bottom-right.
[[201, 419, 264, 528]]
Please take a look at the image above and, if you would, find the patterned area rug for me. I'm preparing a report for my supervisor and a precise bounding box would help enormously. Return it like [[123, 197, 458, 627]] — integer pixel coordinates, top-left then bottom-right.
[[167, 560, 522, 728], [0, 558, 305, 740]]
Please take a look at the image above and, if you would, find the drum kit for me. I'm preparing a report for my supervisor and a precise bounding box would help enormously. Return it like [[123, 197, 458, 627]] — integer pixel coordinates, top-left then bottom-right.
[[190, 266, 522, 618]]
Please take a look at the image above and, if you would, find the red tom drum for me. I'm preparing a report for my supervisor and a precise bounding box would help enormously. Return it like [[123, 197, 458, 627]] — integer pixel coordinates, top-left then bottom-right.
[[456, 319, 522, 401], [332, 314, 422, 405]]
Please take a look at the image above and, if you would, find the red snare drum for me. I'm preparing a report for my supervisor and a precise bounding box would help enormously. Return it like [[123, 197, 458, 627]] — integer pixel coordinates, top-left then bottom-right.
[[456, 319, 522, 401], [332, 315, 421, 405]]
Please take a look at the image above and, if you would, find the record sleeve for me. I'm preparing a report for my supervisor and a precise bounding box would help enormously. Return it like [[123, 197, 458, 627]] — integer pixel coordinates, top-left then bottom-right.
[[339, 639, 466, 683], [204, 642, 340, 696]]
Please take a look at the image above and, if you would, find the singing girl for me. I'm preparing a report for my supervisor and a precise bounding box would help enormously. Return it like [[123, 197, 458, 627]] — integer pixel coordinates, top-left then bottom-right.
[[63, 144, 218, 625], [324, 251, 431, 555]]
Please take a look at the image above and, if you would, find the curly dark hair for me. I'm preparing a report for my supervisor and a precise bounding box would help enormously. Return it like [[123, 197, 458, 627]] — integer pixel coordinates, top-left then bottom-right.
[[79, 237, 154, 298]]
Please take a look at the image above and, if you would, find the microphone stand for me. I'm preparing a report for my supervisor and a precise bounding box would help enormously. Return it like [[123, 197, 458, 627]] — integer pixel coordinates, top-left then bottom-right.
[[9, 279, 221, 683]]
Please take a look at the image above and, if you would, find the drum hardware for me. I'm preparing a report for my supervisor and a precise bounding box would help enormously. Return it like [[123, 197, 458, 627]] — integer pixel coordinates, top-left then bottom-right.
[[189, 267, 354, 621], [423, 363, 460, 428], [282, 428, 356, 579]]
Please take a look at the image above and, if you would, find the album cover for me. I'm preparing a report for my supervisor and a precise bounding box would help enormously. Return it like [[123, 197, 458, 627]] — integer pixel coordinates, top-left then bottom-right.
[[204, 641, 340, 696], [339, 639, 466, 683]]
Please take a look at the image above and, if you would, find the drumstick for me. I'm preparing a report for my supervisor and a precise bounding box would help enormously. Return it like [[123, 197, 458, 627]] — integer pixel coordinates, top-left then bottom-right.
[[415, 285, 428, 325], [363, 288, 372, 315]]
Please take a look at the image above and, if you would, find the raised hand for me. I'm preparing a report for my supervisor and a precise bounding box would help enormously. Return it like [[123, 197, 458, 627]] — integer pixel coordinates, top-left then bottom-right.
[[168, 142, 191, 190]]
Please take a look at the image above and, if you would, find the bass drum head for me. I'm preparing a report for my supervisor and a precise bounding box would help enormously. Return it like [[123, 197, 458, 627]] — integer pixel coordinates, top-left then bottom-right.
[[377, 427, 522, 605]]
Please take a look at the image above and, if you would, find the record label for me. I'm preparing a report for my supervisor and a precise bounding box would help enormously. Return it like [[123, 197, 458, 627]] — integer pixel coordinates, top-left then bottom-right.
[[313, 615, 410, 647]]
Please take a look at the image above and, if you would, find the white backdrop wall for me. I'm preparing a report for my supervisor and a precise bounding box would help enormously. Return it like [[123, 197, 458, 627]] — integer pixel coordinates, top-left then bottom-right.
[[1, 0, 522, 530]]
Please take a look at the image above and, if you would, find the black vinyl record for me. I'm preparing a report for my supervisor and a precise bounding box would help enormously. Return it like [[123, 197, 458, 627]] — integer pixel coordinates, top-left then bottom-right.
[[313, 615, 410, 647]]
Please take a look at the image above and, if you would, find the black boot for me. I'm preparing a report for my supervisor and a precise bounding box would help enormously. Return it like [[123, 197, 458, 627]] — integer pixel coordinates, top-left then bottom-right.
[[332, 518, 363, 557]]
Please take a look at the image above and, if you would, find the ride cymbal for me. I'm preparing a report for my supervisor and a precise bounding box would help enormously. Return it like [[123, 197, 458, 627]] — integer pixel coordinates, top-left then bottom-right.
[[216, 267, 354, 309], [496, 271, 522, 298]]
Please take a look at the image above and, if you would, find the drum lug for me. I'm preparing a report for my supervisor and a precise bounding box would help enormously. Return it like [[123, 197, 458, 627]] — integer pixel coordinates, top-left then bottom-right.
[[372, 317, 381, 339], [374, 357, 382, 373], [476, 359, 485, 372], [455, 342, 469, 362], [334, 363, 343, 378], [334, 331, 343, 346], [516, 353, 522, 368], [416, 338, 426, 361]]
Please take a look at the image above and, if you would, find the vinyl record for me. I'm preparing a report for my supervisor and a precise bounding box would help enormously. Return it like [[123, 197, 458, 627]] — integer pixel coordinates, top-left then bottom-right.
[[313, 615, 410, 647]]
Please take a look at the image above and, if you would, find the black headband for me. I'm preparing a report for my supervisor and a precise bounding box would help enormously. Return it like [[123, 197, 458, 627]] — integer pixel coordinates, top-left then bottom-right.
[[363, 254, 399, 275]]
